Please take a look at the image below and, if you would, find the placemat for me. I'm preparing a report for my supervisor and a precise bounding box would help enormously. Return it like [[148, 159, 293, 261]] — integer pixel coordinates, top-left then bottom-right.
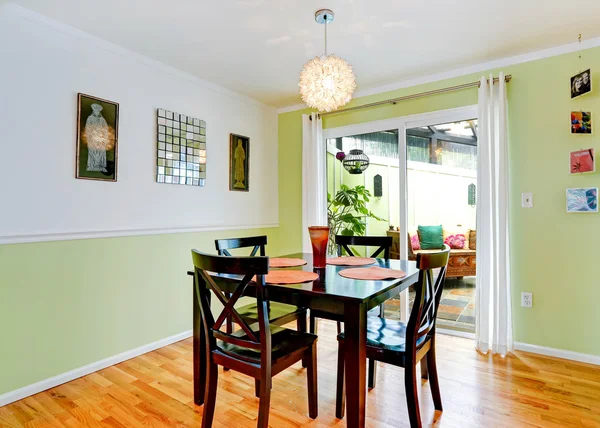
[[258, 270, 318, 285], [327, 257, 376, 266], [269, 257, 308, 268], [338, 266, 406, 280]]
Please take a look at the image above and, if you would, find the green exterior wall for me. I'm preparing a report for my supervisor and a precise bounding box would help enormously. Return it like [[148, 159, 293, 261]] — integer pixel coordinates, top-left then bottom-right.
[[0, 228, 278, 395], [278, 47, 600, 356]]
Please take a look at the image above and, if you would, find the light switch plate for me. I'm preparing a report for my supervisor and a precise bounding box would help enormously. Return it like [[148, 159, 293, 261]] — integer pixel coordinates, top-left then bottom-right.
[[522, 193, 533, 208]]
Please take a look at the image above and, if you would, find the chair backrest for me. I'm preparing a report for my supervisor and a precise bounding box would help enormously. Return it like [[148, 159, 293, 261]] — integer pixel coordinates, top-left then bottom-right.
[[335, 235, 393, 259], [215, 235, 267, 257], [191, 250, 270, 357], [406, 245, 451, 353]]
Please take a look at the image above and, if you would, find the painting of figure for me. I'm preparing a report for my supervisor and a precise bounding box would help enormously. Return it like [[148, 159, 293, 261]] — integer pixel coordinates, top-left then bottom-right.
[[229, 134, 250, 191], [76, 93, 119, 181], [570, 69, 592, 99]]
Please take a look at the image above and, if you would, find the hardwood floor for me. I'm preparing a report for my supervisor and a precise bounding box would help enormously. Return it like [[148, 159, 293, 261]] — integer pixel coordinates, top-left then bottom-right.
[[2, 320, 600, 427]]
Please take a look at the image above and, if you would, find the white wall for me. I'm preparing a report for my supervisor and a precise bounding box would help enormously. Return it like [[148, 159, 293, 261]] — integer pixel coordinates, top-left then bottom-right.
[[0, 3, 278, 243]]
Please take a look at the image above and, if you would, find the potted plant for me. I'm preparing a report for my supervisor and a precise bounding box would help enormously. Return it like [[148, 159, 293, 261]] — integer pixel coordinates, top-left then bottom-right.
[[327, 184, 386, 255]]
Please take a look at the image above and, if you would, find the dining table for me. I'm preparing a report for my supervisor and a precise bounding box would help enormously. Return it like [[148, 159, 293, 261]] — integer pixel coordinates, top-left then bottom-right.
[[189, 252, 419, 428]]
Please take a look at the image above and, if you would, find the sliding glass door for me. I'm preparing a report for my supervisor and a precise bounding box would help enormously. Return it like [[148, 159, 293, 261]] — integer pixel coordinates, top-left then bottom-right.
[[324, 105, 478, 326]]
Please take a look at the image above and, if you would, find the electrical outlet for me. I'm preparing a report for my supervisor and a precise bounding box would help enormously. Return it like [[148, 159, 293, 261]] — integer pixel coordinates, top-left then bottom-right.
[[522, 193, 533, 208], [521, 292, 533, 308]]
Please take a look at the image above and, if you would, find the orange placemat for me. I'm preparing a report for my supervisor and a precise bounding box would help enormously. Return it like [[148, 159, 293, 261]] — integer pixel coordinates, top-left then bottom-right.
[[258, 270, 318, 285], [338, 266, 406, 280], [327, 257, 376, 266], [269, 257, 307, 268]]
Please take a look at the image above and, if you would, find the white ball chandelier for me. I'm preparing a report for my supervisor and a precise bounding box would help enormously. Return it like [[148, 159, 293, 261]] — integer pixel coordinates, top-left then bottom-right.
[[298, 9, 356, 113]]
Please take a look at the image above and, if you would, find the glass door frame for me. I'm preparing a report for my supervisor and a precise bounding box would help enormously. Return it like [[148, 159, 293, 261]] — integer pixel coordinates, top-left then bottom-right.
[[323, 105, 478, 321]]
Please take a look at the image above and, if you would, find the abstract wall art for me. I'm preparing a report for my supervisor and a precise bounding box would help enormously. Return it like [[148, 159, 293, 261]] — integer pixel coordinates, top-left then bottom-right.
[[229, 133, 250, 191], [570, 149, 595, 174], [566, 187, 598, 213], [76, 93, 119, 181], [570, 111, 592, 134], [157, 109, 206, 186]]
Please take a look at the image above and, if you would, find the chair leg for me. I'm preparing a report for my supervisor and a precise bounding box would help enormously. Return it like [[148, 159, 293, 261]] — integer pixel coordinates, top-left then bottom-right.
[[255, 379, 260, 398], [309, 314, 317, 334], [379, 303, 385, 318], [426, 344, 443, 411], [306, 342, 318, 419], [336, 321, 342, 335], [405, 362, 422, 428], [335, 340, 345, 419], [257, 375, 272, 428], [201, 362, 218, 428], [368, 359, 377, 389], [298, 314, 308, 368], [420, 357, 429, 380], [224, 293, 232, 372]]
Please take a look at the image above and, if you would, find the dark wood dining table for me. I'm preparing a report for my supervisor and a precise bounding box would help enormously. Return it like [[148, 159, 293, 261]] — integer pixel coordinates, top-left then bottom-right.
[[190, 252, 419, 428]]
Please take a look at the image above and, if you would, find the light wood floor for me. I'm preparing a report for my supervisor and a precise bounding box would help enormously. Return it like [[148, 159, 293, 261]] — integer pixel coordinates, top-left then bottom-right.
[[2, 320, 600, 427]]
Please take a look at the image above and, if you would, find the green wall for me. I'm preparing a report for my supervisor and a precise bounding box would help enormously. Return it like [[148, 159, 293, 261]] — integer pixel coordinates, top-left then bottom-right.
[[0, 228, 278, 395], [279, 47, 600, 356]]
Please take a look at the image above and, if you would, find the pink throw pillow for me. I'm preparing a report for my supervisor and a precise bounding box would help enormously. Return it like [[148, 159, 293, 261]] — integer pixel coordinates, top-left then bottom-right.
[[410, 234, 420, 251], [444, 234, 466, 249]]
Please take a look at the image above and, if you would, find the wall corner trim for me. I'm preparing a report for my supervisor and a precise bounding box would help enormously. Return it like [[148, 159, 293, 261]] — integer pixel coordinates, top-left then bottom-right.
[[0, 330, 193, 407]]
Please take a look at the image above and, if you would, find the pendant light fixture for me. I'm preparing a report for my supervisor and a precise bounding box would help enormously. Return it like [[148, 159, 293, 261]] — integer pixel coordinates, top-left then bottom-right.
[[298, 9, 356, 113]]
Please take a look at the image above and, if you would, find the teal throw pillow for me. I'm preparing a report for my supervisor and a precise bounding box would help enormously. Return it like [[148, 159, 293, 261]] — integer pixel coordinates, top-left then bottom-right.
[[417, 225, 444, 250]]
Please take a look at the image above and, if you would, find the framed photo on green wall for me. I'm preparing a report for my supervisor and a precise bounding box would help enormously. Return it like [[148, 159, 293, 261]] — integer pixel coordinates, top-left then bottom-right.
[[76, 93, 119, 181], [229, 133, 250, 191]]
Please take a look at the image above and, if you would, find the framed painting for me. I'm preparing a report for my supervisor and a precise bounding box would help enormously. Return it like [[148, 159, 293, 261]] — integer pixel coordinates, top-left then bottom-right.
[[570, 69, 592, 99], [229, 133, 250, 191], [566, 187, 598, 213], [570, 149, 595, 174], [76, 93, 119, 181], [570, 111, 592, 134]]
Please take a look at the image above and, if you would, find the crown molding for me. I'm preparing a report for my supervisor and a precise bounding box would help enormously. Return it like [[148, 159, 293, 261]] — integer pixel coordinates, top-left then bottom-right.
[[277, 36, 600, 115], [2, 2, 277, 114]]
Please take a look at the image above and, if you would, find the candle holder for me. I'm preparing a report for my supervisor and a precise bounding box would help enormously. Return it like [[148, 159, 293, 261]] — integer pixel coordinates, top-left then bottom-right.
[[308, 226, 329, 268]]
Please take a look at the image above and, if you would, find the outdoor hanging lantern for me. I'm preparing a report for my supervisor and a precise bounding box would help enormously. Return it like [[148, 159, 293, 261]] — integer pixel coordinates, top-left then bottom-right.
[[343, 149, 370, 174]]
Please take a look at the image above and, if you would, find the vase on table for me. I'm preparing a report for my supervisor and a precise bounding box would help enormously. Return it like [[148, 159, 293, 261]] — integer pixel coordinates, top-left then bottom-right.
[[308, 226, 329, 268]]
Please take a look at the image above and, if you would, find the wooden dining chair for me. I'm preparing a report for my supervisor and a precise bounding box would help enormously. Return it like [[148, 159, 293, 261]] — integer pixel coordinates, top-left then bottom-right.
[[335, 244, 450, 427], [191, 250, 318, 428], [309, 235, 393, 335], [215, 235, 308, 335]]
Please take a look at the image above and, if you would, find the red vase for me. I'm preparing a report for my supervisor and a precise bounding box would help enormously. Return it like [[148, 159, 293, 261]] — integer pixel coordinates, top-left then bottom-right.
[[308, 226, 329, 268]]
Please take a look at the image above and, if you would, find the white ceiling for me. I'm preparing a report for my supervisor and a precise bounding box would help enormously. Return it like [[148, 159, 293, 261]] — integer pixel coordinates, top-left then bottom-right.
[[12, 0, 600, 108]]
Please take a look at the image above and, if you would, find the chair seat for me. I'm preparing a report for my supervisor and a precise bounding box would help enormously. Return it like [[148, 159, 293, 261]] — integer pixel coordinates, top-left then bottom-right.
[[219, 325, 317, 363], [238, 302, 304, 324], [338, 317, 425, 353]]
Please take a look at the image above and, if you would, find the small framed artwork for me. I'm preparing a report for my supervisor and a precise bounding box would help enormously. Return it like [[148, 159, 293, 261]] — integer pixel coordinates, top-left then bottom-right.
[[76, 93, 119, 181], [570, 149, 595, 174], [570, 69, 592, 99], [566, 187, 598, 213], [229, 134, 250, 191], [570, 111, 592, 134]]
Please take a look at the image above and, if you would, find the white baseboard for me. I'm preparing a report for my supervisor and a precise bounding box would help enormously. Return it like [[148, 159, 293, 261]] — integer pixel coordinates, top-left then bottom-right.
[[0, 330, 193, 407], [514, 342, 600, 366], [437, 329, 600, 366]]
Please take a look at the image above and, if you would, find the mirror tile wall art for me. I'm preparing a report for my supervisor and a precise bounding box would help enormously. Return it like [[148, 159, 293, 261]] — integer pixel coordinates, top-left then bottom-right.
[[157, 109, 206, 186]]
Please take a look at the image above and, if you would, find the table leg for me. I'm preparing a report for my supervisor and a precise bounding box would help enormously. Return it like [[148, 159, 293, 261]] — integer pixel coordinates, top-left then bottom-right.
[[193, 277, 206, 405], [344, 301, 367, 428]]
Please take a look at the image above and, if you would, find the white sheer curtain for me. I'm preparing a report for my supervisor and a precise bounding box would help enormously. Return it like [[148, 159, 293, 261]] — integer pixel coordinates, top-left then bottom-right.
[[475, 72, 513, 356], [302, 113, 327, 252]]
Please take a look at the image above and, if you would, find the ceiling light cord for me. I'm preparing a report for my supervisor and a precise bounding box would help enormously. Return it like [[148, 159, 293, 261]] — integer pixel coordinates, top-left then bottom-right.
[[324, 18, 328, 56]]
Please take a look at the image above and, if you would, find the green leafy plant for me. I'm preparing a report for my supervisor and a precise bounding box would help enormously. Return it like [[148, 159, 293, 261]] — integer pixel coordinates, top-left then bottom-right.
[[327, 184, 386, 254]]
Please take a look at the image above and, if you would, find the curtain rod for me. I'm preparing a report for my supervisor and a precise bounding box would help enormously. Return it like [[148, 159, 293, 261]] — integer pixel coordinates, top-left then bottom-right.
[[316, 75, 512, 117]]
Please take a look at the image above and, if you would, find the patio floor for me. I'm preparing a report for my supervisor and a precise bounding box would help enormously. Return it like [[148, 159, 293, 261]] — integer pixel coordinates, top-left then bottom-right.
[[382, 276, 476, 333]]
